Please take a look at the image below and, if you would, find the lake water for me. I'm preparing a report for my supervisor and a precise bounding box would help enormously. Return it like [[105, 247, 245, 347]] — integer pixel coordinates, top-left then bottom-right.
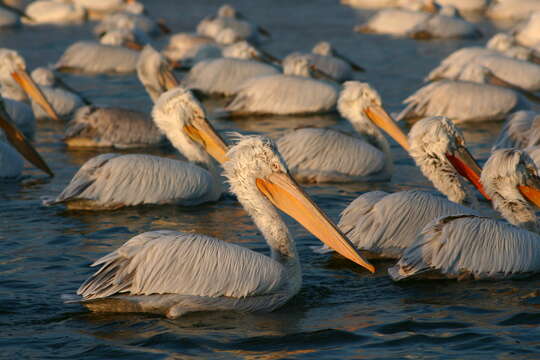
[[1, 0, 540, 358]]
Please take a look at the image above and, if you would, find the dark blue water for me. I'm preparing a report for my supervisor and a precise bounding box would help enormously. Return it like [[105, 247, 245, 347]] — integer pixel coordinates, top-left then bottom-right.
[[1, 1, 540, 358]]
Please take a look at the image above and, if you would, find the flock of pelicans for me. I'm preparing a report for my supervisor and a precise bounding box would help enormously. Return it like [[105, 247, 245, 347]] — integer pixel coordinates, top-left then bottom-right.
[[1, 0, 540, 319]]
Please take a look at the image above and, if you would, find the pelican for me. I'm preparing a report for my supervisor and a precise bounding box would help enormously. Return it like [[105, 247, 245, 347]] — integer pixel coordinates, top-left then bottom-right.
[[224, 53, 339, 116], [73, 0, 143, 20], [93, 9, 166, 38], [492, 111, 540, 151], [356, 5, 480, 39], [0, 49, 60, 134], [162, 33, 219, 63], [276, 81, 408, 183], [63, 45, 175, 148], [340, 0, 398, 9], [432, 0, 487, 13], [487, 0, 540, 21], [197, 4, 270, 44], [23, 0, 85, 24], [44, 87, 227, 210], [514, 12, 540, 49], [0, 96, 53, 179], [294, 41, 364, 82], [316, 116, 486, 259], [183, 42, 279, 96], [65, 134, 373, 318], [54, 29, 144, 74], [486, 33, 540, 64], [427, 47, 540, 94], [390, 149, 540, 281]]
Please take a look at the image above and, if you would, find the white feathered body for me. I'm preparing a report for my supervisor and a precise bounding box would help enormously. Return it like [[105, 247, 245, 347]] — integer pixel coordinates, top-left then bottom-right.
[[197, 16, 256, 43], [4, 98, 35, 138], [44, 154, 220, 210], [75, 230, 299, 318], [515, 12, 540, 48], [487, 0, 540, 20], [0, 8, 19, 27], [276, 128, 387, 183], [64, 106, 164, 148], [341, 0, 398, 9], [24, 1, 85, 24], [55, 42, 139, 74], [398, 80, 521, 123], [162, 33, 218, 62], [436, 0, 487, 12], [184, 58, 279, 96], [31, 86, 83, 120], [0, 140, 23, 179], [94, 12, 159, 37], [305, 54, 352, 82], [492, 110, 540, 150], [226, 75, 339, 115], [337, 191, 478, 259], [389, 214, 540, 280]]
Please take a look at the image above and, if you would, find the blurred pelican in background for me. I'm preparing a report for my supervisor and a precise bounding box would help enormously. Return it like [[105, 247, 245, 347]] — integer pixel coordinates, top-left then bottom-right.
[[0, 96, 53, 179], [93, 5, 170, 37], [224, 53, 339, 116], [486, 33, 540, 64], [63, 45, 176, 148], [342, 0, 487, 13], [293, 41, 364, 82], [0, 49, 60, 136], [183, 41, 280, 96], [390, 149, 540, 281], [317, 116, 487, 259], [276, 81, 408, 183], [66, 134, 373, 318], [513, 12, 540, 50], [23, 0, 85, 24], [44, 87, 227, 210], [487, 0, 540, 21]]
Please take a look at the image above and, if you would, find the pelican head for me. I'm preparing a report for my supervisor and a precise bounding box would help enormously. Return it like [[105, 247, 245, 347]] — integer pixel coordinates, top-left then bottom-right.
[[481, 149, 540, 229], [0, 97, 53, 176], [338, 81, 409, 151], [409, 116, 489, 202], [137, 45, 178, 103], [224, 134, 374, 272], [99, 28, 146, 50], [218, 4, 236, 18], [152, 87, 228, 164], [31, 67, 55, 87], [0, 49, 59, 121], [282, 53, 334, 81]]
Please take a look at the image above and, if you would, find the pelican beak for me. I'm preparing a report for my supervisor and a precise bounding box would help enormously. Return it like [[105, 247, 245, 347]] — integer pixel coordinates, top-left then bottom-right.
[[334, 50, 365, 72], [158, 64, 179, 91], [445, 147, 490, 201], [183, 116, 228, 164], [157, 18, 171, 34], [519, 175, 540, 208], [124, 40, 144, 51], [11, 68, 60, 121], [0, 103, 53, 176], [309, 64, 338, 83], [256, 48, 281, 65], [364, 103, 410, 151], [256, 172, 375, 273]]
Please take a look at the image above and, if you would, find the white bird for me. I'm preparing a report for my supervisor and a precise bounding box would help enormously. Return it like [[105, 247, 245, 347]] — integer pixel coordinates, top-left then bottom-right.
[[0, 96, 53, 178], [340, 0, 399, 9], [276, 81, 409, 183], [427, 46, 540, 94], [54, 29, 144, 74], [44, 87, 228, 210], [486, 33, 540, 64], [397, 75, 524, 124], [63, 45, 176, 148], [224, 53, 339, 116], [431, 0, 488, 13], [67, 134, 373, 318], [492, 111, 540, 151], [513, 12, 540, 49], [318, 116, 487, 259], [356, 5, 480, 39], [292, 41, 364, 82], [93, 9, 166, 38], [0, 49, 60, 135], [390, 148, 540, 281], [72, 0, 140, 20], [487, 0, 540, 21], [23, 0, 85, 24], [162, 33, 219, 63], [197, 4, 270, 44], [183, 42, 279, 96]]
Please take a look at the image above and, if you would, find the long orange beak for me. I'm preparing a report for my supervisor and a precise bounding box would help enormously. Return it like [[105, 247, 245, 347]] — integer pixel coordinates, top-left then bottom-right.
[[446, 147, 491, 201], [183, 115, 228, 164], [11, 69, 60, 121], [519, 175, 540, 208], [256, 172, 375, 273], [364, 104, 410, 151], [0, 102, 53, 176]]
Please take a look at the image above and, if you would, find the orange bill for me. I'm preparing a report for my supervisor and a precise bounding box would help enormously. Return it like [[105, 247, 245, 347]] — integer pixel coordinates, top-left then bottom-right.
[[124, 40, 144, 51], [0, 103, 53, 176], [158, 64, 179, 91], [256, 172, 375, 273], [445, 147, 491, 201], [183, 116, 228, 164], [518, 185, 540, 208], [11, 69, 60, 121], [364, 104, 410, 151]]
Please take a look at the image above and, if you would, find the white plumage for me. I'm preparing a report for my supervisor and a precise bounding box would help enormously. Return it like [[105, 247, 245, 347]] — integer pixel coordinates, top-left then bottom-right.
[[487, 0, 540, 21], [514, 12, 540, 49], [486, 33, 540, 63], [225, 54, 339, 116], [46, 88, 225, 210], [93, 10, 161, 37], [317, 116, 482, 259], [492, 111, 540, 150], [390, 149, 540, 281], [69, 135, 372, 318], [162, 33, 219, 63], [276, 81, 406, 183], [23, 0, 85, 24]]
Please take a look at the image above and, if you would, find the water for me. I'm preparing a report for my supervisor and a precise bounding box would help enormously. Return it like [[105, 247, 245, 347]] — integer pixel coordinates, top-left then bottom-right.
[[1, 1, 540, 358]]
